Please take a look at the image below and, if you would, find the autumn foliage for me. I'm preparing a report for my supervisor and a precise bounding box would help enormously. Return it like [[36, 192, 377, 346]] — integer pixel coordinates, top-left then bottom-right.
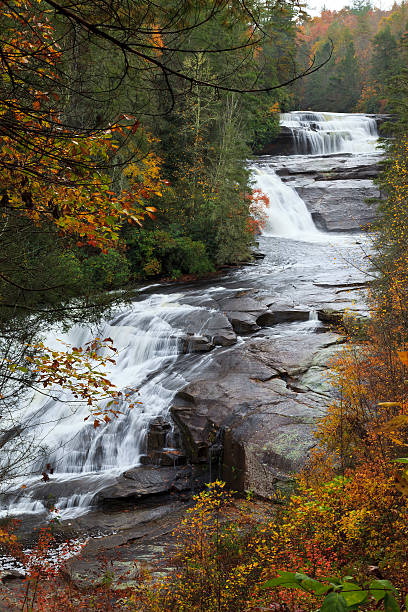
[[247, 188, 270, 234], [23, 337, 140, 427], [295, 2, 408, 114], [0, 0, 161, 251]]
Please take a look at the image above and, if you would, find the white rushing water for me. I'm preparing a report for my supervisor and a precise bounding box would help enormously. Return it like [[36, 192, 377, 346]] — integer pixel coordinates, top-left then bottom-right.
[[251, 167, 318, 240], [280, 111, 378, 155], [0, 293, 216, 518]]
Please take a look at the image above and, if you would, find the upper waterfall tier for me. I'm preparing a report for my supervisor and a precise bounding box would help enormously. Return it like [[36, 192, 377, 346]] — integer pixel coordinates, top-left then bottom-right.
[[280, 111, 378, 155]]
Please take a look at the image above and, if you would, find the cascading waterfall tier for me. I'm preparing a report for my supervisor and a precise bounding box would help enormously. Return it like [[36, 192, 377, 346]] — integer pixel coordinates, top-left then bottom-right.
[[249, 111, 379, 238], [0, 293, 216, 519], [280, 111, 378, 155], [251, 167, 319, 239]]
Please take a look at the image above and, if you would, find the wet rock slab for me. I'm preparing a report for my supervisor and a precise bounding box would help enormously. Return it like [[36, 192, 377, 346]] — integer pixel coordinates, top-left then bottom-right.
[[296, 180, 380, 232], [98, 465, 209, 506], [59, 501, 188, 590], [171, 331, 342, 498]]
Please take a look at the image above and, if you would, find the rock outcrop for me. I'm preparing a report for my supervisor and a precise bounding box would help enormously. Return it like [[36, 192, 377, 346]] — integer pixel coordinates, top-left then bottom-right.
[[258, 125, 294, 155], [171, 332, 342, 497], [176, 307, 237, 347], [97, 465, 208, 506], [218, 296, 267, 334], [296, 179, 379, 232]]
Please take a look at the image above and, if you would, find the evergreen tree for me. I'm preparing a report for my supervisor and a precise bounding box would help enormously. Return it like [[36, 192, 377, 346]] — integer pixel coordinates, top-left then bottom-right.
[[301, 41, 333, 110], [351, 0, 373, 15], [329, 36, 361, 112], [370, 25, 398, 87]]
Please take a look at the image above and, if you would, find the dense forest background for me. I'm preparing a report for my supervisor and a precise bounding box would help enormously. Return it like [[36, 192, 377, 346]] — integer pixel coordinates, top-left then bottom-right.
[[294, 0, 408, 113]]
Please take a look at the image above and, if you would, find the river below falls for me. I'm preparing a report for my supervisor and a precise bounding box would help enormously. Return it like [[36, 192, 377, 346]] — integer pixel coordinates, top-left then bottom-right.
[[0, 111, 381, 527]]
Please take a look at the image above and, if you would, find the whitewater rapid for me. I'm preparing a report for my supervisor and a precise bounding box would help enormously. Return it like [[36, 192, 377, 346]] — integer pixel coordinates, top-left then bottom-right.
[[280, 111, 378, 155], [0, 294, 217, 517]]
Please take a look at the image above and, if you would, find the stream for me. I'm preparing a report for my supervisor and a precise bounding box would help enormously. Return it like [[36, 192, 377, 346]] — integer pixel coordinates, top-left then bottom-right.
[[0, 111, 382, 526]]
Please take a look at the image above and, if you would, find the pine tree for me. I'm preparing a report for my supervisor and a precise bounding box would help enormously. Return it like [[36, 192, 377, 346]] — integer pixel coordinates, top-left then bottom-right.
[[329, 36, 361, 112], [370, 25, 398, 87]]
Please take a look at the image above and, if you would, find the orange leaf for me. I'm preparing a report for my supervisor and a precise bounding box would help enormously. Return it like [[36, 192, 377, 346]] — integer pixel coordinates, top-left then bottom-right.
[[397, 350, 408, 366]]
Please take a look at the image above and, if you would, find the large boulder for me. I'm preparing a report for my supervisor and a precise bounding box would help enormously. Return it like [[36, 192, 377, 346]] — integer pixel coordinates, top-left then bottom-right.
[[216, 296, 267, 334], [171, 333, 341, 497], [174, 309, 237, 346], [97, 465, 209, 506], [180, 334, 215, 353], [257, 310, 310, 326]]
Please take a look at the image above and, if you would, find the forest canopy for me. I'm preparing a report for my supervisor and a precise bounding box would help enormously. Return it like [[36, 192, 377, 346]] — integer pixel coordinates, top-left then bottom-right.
[[294, 0, 408, 114]]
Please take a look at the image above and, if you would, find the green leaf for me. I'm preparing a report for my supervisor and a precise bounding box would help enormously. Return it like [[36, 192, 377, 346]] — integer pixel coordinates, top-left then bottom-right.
[[320, 576, 343, 586], [340, 583, 368, 606], [294, 572, 310, 581], [370, 580, 396, 602], [262, 572, 303, 589], [384, 592, 400, 612], [300, 577, 330, 595], [320, 592, 348, 612], [394, 458, 408, 463]]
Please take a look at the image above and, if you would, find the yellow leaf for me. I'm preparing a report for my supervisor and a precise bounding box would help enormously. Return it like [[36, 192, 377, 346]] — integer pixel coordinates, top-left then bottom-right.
[[396, 473, 408, 496]]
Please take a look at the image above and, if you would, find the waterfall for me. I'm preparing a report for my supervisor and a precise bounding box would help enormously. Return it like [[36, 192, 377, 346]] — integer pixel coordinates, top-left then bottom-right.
[[251, 167, 319, 239], [2, 109, 377, 521], [280, 111, 378, 155], [0, 293, 214, 518]]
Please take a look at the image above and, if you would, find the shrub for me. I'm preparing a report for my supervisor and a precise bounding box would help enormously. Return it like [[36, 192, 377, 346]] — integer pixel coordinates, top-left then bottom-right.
[[80, 249, 131, 290], [143, 257, 161, 277], [124, 228, 214, 280]]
